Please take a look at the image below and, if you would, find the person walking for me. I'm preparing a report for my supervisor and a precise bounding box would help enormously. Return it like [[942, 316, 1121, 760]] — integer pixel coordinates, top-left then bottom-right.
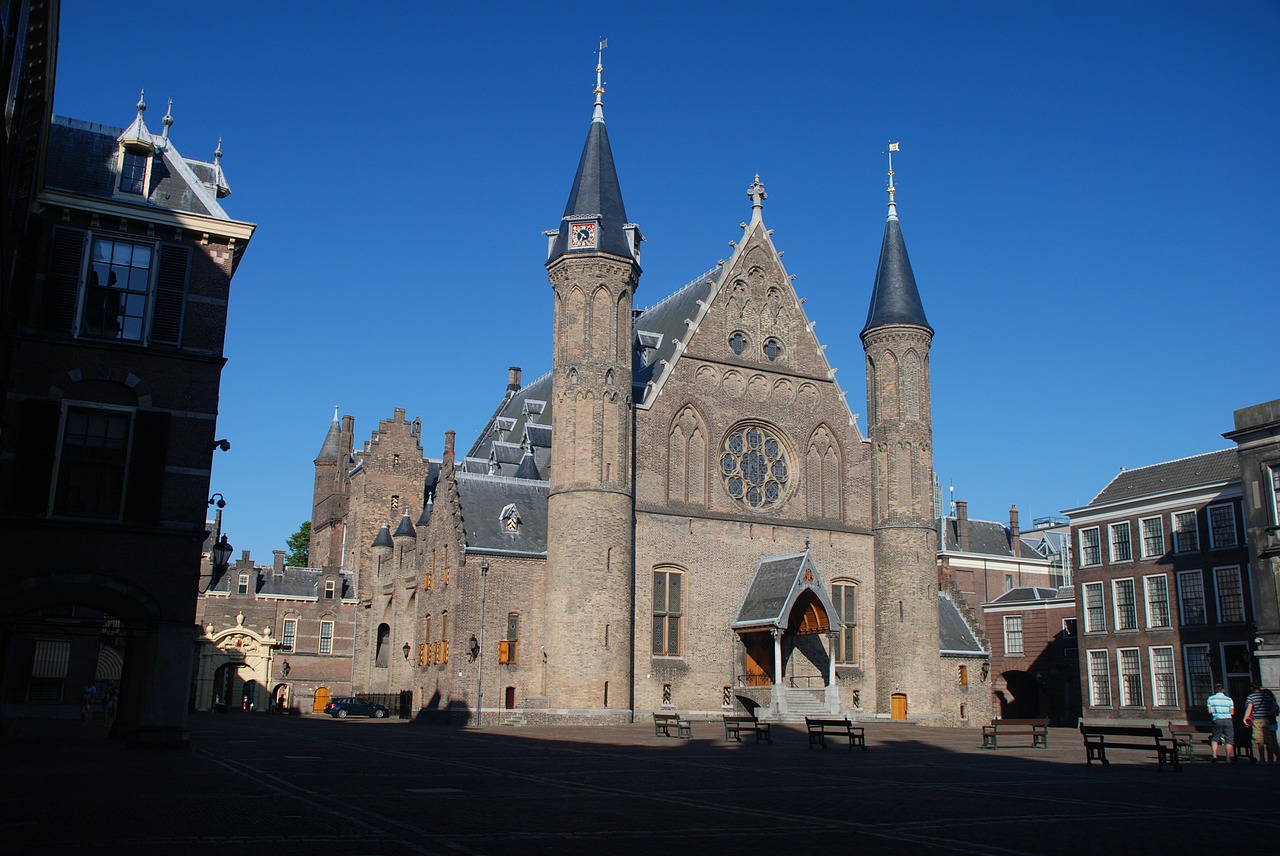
[[1243, 683, 1279, 764], [1207, 684, 1236, 762]]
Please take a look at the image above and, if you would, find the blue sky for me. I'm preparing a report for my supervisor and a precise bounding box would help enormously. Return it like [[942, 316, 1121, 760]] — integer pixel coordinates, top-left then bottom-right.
[[53, 2, 1280, 560]]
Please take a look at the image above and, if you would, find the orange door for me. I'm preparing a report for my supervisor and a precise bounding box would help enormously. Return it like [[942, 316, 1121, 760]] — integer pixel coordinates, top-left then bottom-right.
[[891, 692, 908, 720], [313, 687, 330, 713]]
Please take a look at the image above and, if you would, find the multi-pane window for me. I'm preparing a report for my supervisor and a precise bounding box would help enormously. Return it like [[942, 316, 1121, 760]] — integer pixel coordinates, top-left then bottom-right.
[[1087, 650, 1112, 707], [1109, 522, 1132, 563], [652, 570, 682, 656], [832, 582, 858, 665], [237, 573, 249, 595], [1184, 644, 1213, 708], [282, 619, 296, 653], [500, 613, 519, 665], [1150, 646, 1177, 707], [1083, 582, 1105, 632], [1208, 504, 1237, 549], [1177, 570, 1207, 625], [1079, 527, 1101, 566], [1118, 648, 1143, 707], [81, 237, 153, 341], [1144, 574, 1171, 629], [119, 151, 148, 194], [324, 579, 335, 599], [52, 405, 132, 519], [1214, 566, 1245, 623], [1172, 510, 1199, 553], [319, 620, 334, 654], [1113, 578, 1138, 631], [1139, 516, 1165, 559], [1003, 615, 1024, 655]]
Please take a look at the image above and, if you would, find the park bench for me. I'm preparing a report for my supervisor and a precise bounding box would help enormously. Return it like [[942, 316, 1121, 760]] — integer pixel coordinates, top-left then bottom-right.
[[981, 718, 1048, 749], [652, 711, 692, 739], [1079, 723, 1180, 772], [805, 717, 866, 751], [723, 714, 771, 744], [1164, 722, 1199, 762]]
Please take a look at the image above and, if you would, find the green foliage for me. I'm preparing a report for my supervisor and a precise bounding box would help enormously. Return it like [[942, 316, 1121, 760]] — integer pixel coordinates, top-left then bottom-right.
[[285, 520, 311, 567]]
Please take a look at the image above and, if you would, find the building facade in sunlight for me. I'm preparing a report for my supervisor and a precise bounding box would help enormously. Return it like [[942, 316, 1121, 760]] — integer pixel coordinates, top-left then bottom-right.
[[305, 56, 989, 726]]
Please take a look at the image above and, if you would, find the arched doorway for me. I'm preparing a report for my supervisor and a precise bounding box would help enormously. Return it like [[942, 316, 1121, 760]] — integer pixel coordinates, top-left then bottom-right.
[[999, 670, 1040, 719], [313, 686, 330, 713], [891, 692, 908, 720], [375, 623, 391, 668], [271, 682, 289, 714]]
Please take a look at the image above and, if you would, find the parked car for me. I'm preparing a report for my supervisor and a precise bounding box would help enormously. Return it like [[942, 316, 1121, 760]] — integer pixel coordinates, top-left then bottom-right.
[[324, 697, 389, 719]]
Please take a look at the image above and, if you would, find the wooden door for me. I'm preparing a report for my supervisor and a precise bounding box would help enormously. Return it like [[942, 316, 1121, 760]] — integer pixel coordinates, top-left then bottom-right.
[[312, 687, 330, 713], [505, 686, 515, 709], [891, 692, 908, 720], [743, 633, 772, 686]]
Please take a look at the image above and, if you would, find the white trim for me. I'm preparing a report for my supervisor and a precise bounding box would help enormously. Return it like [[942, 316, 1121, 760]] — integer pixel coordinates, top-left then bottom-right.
[[38, 188, 255, 241]]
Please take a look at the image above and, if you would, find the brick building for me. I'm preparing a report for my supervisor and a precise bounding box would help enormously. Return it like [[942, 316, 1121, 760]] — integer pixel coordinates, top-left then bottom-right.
[[1066, 449, 1256, 726], [0, 4, 255, 747], [193, 549, 357, 715], [308, 55, 990, 727]]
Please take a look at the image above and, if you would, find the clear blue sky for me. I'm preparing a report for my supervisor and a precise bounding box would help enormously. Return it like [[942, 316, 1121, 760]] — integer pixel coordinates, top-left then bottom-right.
[[53, 1, 1280, 560]]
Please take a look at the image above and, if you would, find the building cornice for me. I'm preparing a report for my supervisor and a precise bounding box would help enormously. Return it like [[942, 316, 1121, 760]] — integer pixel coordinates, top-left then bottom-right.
[[37, 188, 256, 242]]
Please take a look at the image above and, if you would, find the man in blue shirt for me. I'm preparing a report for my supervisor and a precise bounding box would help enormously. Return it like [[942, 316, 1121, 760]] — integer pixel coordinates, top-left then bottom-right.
[[1243, 683, 1278, 763], [1207, 684, 1235, 762]]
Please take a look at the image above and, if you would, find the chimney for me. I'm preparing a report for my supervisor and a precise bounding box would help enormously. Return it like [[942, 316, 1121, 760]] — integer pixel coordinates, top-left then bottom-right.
[[273, 550, 285, 572], [508, 366, 522, 393], [956, 500, 970, 552], [444, 429, 455, 462], [1010, 504, 1022, 558]]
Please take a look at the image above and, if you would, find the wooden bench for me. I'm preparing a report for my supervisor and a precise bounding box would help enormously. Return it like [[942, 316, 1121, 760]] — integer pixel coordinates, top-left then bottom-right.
[[1079, 723, 1180, 772], [723, 714, 771, 744], [805, 717, 866, 751], [982, 718, 1048, 749], [652, 711, 691, 739]]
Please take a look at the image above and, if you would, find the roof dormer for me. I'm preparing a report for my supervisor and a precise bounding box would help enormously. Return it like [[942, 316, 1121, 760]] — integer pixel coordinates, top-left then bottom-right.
[[115, 90, 156, 197]]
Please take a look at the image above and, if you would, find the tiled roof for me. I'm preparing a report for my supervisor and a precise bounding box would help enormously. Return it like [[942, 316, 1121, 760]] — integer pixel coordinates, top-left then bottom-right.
[[1088, 448, 1239, 507], [457, 473, 550, 557], [939, 593, 986, 655]]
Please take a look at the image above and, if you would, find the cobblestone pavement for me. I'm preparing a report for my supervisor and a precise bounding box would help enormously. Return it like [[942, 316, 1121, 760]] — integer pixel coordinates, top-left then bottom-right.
[[3, 713, 1277, 855]]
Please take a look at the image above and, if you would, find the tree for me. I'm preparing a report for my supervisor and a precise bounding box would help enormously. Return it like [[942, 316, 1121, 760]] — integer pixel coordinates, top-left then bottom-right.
[[285, 520, 311, 567]]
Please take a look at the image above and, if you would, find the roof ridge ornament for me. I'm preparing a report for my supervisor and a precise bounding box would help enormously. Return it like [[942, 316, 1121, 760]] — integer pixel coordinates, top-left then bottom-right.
[[118, 87, 155, 153], [162, 98, 174, 140], [593, 38, 608, 123], [748, 174, 767, 224], [886, 141, 901, 221]]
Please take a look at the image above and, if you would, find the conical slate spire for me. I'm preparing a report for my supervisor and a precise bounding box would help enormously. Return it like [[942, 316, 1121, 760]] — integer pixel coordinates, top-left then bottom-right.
[[862, 150, 930, 335], [315, 406, 342, 462], [546, 45, 632, 264]]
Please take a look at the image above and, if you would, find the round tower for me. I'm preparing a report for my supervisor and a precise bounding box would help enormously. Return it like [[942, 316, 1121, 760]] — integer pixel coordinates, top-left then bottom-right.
[[542, 45, 642, 717], [862, 148, 941, 720]]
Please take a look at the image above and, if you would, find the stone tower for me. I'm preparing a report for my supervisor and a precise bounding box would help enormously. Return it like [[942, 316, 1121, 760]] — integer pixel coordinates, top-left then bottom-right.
[[310, 408, 354, 568], [541, 48, 643, 715], [861, 155, 941, 719]]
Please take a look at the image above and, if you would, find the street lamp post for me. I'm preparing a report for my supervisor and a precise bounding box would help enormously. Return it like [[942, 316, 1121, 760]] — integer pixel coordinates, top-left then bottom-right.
[[477, 559, 489, 725]]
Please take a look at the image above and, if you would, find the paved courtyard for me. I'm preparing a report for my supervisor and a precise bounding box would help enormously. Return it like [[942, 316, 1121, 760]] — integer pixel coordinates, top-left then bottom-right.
[[3, 712, 1276, 855]]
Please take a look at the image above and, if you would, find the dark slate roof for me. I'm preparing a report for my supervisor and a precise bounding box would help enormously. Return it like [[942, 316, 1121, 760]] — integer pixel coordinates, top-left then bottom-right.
[[732, 551, 840, 631], [987, 586, 1067, 606], [1087, 448, 1239, 507], [416, 497, 434, 526], [45, 117, 231, 219], [862, 216, 931, 334], [457, 473, 550, 557], [547, 115, 632, 263], [371, 523, 393, 551], [316, 418, 342, 462], [467, 372, 554, 479], [939, 517, 1011, 556], [939, 593, 986, 655], [632, 266, 725, 401], [393, 513, 416, 539], [207, 566, 355, 600], [514, 452, 541, 481]]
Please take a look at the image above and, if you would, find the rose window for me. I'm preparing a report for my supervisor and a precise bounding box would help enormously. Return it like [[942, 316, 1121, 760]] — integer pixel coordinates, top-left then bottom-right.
[[719, 424, 790, 511]]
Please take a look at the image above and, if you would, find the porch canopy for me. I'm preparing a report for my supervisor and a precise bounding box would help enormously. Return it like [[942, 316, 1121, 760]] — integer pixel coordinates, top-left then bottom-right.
[[732, 549, 841, 637]]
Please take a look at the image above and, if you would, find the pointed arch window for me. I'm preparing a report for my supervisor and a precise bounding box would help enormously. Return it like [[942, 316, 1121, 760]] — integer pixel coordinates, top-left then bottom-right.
[[652, 569, 683, 656], [832, 581, 858, 665]]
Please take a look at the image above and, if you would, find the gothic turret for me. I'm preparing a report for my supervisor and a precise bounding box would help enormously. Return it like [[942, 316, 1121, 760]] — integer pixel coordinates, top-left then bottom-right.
[[861, 144, 941, 721], [310, 407, 353, 569], [541, 43, 639, 717]]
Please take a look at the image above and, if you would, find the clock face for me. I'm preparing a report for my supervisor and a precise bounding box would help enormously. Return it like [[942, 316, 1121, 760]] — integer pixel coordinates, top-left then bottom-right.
[[569, 221, 597, 249]]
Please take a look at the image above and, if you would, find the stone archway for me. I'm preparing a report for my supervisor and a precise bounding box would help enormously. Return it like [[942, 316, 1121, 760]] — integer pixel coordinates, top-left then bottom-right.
[[194, 613, 277, 712]]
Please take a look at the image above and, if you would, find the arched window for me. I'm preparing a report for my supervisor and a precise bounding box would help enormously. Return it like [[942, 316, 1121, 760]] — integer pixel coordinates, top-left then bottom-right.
[[375, 623, 390, 668], [652, 568, 683, 656], [832, 581, 858, 665]]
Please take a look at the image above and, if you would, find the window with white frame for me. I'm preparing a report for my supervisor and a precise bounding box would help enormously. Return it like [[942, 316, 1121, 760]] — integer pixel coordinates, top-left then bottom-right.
[[1087, 650, 1112, 707], [1172, 510, 1199, 553], [1183, 644, 1213, 708], [319, 620, 334, 655], [1150, 646, 1177, 707], [1079, 527, 1101, 566], [324, 579, 335, 599], [237, 573, 249, 595], [281, 619, 296, 653], [1083, 582, 1106, 632], [80, 237, 155, 342], [1113, 578, 1138, 631], [1118, 648, 1143, 707], [1003, 615, 1024, 655], [51, 403, 133, 520], [1139, 516, 1165, 558], [1214, 566, 1245, 623], [119, 151, 149, 195], [1109, 522, 1132, 563], [1144, 574, 1171, 629], [1207, 504, 1237, 549], [1177, 570, 1207, 625], [1270, 466, 1280, 525]]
